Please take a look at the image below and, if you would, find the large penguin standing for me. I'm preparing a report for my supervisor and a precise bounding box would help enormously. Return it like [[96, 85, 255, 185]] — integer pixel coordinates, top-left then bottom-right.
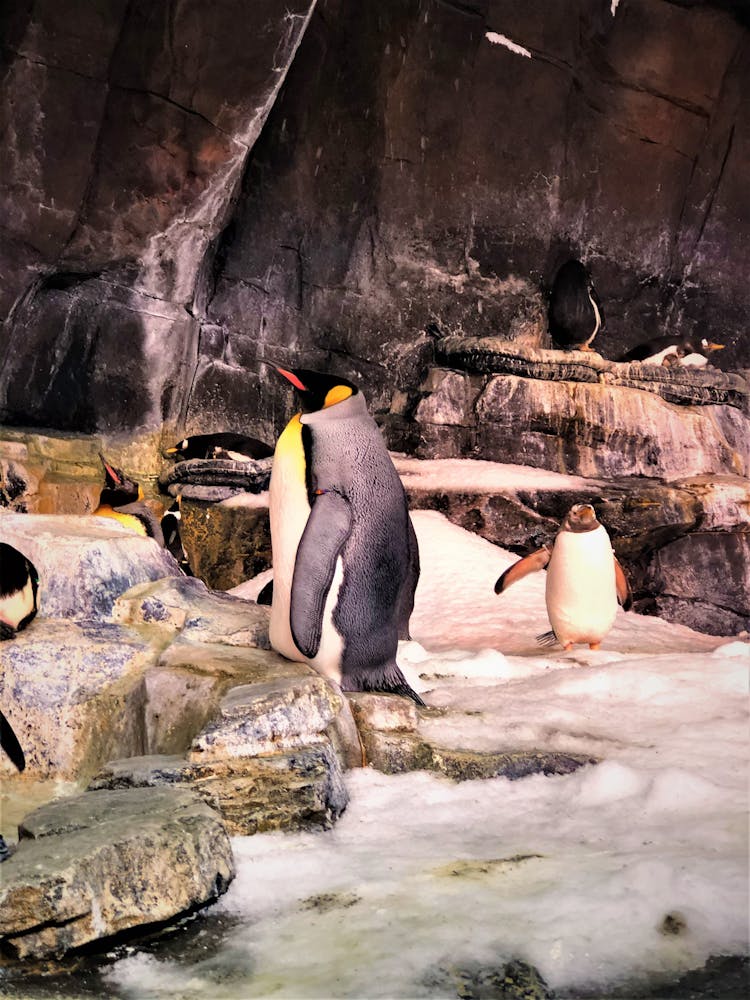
[[495, 503, 631, 650], [268, 366, 422, 703], [548, 259, 604, 351]]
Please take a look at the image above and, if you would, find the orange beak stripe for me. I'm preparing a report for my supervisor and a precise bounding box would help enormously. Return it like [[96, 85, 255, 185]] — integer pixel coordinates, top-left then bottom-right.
[[276, 367, 308, 391]]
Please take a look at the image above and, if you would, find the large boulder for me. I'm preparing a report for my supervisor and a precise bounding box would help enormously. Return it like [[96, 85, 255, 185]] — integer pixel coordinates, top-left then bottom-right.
[[0, 787, 234, 961]]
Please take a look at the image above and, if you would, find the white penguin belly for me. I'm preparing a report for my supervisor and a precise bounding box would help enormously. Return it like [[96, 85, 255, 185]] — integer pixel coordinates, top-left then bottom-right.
[[268, 422, 310, 664], [308, 556, 345, 684], [545, 527, 617, 645], [0, 578, 34, 629]]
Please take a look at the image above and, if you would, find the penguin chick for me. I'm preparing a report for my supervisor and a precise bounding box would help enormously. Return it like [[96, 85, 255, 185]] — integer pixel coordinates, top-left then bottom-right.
[[164, 433, 274, 462], [0, 542, 39, 641], [495, 503, 631, 651], [269, 366, 422, 704], [548, 259, 604, 351], [618, 335, 725, 367], [94, 453, 164, 546], [0, 708, 25, 772], [160, 498, 193, 575]]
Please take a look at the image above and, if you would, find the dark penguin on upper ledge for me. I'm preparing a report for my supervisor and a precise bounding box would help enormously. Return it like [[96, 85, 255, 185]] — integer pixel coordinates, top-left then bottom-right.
[[94, 453, 164, 546], [617, 335, 725, 368], [164, 433, 274, 462], [0, 542, 39, 642], [548, 259, 604, 352], [269, 365, 423, 705]]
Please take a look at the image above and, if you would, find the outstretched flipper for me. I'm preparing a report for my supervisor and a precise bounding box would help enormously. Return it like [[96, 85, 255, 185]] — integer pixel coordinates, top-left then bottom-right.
[[290, 489, 352, 659], [0, 709, 25, 772], [615, 558, 632, 611], [494, 546, 551, 594]]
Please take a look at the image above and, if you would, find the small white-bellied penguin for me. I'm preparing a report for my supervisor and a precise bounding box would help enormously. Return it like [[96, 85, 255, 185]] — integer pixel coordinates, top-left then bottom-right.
[[164, 433, 274, 462], [268, 366, 422, 703], [548, 259, 604, 351], [618, 335, 725, 368], [94, 453, 164, 546], [495, 503, 632, 650], [160, 497, 193, 576], [0, 542, 39, 643]]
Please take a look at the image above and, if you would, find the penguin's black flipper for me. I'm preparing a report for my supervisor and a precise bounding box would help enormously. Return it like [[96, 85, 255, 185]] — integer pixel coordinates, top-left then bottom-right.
[[290, 490, 352, 660], [0, 709, 25, 772], [256, 580, 274, 606]]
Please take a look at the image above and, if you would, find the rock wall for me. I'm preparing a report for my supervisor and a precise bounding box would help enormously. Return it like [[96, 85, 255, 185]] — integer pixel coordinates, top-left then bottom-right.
[[0, 0, 748, 440]]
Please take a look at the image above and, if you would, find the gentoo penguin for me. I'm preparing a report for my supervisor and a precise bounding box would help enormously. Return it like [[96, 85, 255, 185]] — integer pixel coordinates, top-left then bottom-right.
[[94, 453, 165, 546], [268, 366, 422, 703], [0, 542, 39, 641], [548, 259, 604, 351], [0, 708, 25, 772], [164, 433, 274, 462], [160, 498, 193, 575], [495, 503, 632, 650], [618, 335, 725, 368]]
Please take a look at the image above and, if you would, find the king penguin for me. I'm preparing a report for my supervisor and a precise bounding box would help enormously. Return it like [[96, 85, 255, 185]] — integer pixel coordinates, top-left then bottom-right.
[[0, 542, 39, 642], [548, 259, 604, 351], [94, 454, 164, 546], [495, 503, 632, 650], [618, 335, 725, 368], [164, 432, 274, 462], [268, 366, 422, 703]]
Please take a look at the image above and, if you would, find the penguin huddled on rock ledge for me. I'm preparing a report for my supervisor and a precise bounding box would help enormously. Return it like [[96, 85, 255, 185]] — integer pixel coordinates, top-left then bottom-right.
[[495, 503, 631, 651], [268, 366, 423, 704], [548, 259, 604, 352], [617, 335, 725, 368], [164, 433, 274, 462], [93, 453, 164, 546]]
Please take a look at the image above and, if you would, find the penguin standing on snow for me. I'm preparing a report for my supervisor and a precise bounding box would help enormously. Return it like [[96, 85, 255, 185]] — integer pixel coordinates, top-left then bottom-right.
[[548, 259, 604, 351], [94, 453, 164, 546], [268, 366, 422, 703], [617, 335, 725, 368], [495, 503, 631, 651], [0, 542, 39, 642]]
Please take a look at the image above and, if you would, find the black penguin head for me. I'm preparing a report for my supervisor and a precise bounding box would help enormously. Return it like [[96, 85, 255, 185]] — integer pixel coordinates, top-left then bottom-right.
[[98, 453, 143, 506], [563, 503, 600, 533], [274, 367, 358, 413], [699, 338, 725, 354]]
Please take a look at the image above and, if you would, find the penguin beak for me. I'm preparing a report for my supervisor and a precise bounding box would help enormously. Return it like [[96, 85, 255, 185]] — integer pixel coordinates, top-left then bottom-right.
[[705, 342, 725, 352], [275, 367, 309, 392], [98, 452, 122, 487]]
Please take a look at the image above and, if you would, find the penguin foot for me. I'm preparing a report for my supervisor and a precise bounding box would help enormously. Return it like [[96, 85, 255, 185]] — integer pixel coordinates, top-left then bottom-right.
[[588, 642, 601, 650]]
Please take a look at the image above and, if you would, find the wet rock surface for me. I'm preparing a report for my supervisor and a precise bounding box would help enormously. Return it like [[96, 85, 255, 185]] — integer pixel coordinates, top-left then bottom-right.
[[0, 787, 234, 962]]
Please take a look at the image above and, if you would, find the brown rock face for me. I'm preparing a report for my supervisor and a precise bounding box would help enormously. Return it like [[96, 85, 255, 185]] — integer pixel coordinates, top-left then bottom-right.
[[0, 1, 747, 438]]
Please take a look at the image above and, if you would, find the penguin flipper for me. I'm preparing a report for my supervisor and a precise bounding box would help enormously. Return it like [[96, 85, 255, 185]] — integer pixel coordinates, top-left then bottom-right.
[[0, 709, 25, 772], [290, 490, 352, 659], [397, 512, 420, 641], [256, 579, 274, 606], [494, 546, 551, 594], [615, 558, 632, 611]]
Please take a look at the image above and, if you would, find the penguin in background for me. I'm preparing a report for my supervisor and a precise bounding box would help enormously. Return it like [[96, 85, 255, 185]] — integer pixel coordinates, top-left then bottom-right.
[[164, 433, 274, 462], [548, 259, 604, 351], [268, 366, 423, 703], [495, 503, 631, 651], [0, 542, 39, 642], [160, 497, 193, 576], [618, 335, 725, 368], [94, 453, 164, 546]]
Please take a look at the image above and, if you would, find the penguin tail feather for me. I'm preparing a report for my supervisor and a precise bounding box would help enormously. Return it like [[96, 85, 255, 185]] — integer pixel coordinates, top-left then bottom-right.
[[0, 622, 17, 642], [536, 630, 558, 648], [345, 664, 425, 706]]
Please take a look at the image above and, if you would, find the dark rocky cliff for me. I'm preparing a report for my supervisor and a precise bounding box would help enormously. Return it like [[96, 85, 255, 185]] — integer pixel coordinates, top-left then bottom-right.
[[0, 0, 747, 439]]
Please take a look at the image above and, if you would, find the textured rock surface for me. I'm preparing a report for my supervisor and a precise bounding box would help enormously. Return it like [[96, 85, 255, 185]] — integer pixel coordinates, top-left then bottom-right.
[[113, 574, 270, 648], [90, 743, 349, 836], [0, 1, 746, 438], [180, 495, 272, 590], [0, 512, 180, 619], [0, 619, 156, 781], [0, 787, 234, 961]]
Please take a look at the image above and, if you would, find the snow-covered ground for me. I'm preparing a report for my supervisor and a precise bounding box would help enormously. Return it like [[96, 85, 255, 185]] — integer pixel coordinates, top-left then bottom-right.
[[105, 510, 748, 999]]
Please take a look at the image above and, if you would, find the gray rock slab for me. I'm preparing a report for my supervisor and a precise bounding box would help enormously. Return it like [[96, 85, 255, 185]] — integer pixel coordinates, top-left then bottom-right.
[[113, 574, 270, 648], [90, 742, 349, 836], [0, 787, 234, 960], [0, 619, 159, 781], [0, 512, 180, 619]]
